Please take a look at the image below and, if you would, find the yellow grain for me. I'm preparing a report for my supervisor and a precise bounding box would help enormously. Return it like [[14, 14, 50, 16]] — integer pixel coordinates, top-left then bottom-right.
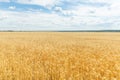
[[0, 32, 120, 80]]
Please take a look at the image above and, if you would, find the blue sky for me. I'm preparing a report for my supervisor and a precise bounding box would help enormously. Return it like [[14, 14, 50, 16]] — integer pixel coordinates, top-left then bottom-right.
[[0, 0, 120, 30]]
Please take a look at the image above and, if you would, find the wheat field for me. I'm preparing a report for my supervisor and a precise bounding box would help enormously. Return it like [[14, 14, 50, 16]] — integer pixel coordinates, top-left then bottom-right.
[[0, 32, 120, 80]]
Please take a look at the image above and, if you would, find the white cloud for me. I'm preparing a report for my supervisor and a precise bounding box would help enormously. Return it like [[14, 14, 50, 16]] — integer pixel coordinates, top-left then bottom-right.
[[67, 2, 120, 17], [54, 6, 75, 16], [1, 9, 120, 30], [0, 0, 120, 30], [0, 10, 75, 30], [54, 7, 62, 12], [8, 6, 16, 10]]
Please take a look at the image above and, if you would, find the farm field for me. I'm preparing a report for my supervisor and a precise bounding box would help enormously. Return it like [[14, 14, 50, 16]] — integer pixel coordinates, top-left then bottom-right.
[[0, 32, 120, 80]]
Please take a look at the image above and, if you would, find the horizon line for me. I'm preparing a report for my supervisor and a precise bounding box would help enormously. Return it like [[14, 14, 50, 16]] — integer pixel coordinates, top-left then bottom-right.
[[0, 30, 120, 32]]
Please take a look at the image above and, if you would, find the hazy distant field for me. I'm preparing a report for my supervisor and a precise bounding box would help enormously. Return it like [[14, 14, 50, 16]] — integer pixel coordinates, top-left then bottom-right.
[[0, 32, 120, 80]]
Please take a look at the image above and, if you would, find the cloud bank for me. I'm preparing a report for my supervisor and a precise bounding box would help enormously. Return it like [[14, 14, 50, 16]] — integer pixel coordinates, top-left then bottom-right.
[[0, 0, 120, 30]]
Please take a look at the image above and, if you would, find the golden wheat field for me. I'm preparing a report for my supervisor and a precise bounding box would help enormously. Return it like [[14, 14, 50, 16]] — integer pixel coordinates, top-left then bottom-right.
[[0, 32, 120, 80]]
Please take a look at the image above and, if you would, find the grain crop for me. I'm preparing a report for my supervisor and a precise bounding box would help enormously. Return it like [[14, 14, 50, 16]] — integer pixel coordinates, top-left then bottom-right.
[[0, 32, 120, 80]]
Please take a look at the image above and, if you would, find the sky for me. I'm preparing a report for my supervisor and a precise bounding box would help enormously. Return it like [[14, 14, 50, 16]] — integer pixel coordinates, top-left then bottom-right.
[[0, 0, 120, 31]]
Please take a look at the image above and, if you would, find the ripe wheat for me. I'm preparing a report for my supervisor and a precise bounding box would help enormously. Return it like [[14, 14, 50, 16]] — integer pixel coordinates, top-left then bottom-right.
[[0, 32, 120, 80]]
